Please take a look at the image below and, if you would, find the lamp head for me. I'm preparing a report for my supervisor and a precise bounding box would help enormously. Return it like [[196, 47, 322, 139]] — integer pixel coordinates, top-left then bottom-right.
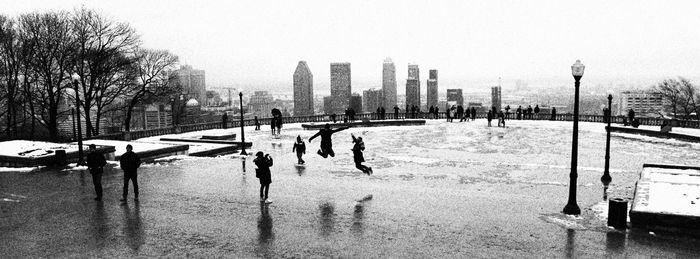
[[239, 92, 243, 97], [571, 60, 585, 78], [606, 89, 613, 100]]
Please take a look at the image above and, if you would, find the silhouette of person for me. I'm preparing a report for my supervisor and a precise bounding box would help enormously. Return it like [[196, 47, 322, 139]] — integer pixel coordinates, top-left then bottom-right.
[[119, 144, 142, 202], [292, 135, 306, 164], [551, 107, 557, 120], [86, 144, 107, 201], [254, 152, 274, 203], [487, 110, 493, 127], [221, 113, 228, 129], [534, 105, 540, 119], [309, 124, 350, 158], [527, 105, 533, 120], [254, 116, 260, 130], [471, 107, 476, 121], [393, 105, 399, 119], [351, 134, 372, 175], [270, 116, 276, 135]]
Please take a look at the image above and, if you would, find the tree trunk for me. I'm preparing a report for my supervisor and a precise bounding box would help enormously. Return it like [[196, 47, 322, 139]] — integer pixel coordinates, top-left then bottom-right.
[[82, 101, 93, 138]]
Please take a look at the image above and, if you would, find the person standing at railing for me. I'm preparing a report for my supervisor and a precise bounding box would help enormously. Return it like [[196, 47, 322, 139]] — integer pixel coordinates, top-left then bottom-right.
[[429, 106, 435, 119], [505, 105, 511, 120], [254, 116, 260, 130], [527, 105, 533, 120], [270, 116, 276, 135], [380, 107, 386, 120], [498, 110, 505, 127], [394, 105, 399, 120], [551, 107, 557, 120], [516, 106, 522, 120], [471, 107, 476, 121], [534, 105, 540, 120], [276, 116, 283, 135], [222, 113, 228, 129], [435, 106, 440, 120]]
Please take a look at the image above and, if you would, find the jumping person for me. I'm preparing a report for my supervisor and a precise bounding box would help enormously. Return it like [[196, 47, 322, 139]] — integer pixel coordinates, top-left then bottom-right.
[[254, 152, 274, 204], [309, 124, 350, 158], [119, 144, 142, 202], [351, 133, 372, 175], [292, 135, 306, 164], [86, 144, 107, 201]]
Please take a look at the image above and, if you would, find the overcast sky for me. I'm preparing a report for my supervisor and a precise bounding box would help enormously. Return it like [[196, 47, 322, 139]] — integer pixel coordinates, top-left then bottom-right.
[[3, 0, 700, 93]]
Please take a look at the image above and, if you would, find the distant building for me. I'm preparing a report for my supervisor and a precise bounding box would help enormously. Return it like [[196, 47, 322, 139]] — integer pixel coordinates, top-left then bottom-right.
[[491, 86, 502, 110], [446, 89, 464, 107], [382, 57, 397, 108], [293, 61, 314, 116], [363, 88, 384, 112], [427, 69, 438, 108], [350, 94, 363, 113], [173, 65, 206, 106], [405, 64, 420, 108], [323, 96, 334, 115], [620, 90, 664, 117], [330, 62, 352, 113], [248, 91, 274, 118]]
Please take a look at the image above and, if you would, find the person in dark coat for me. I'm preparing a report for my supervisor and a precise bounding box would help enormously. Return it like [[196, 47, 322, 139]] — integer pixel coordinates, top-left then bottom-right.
[[331, 113, 337, 123], [376, 107, 381, 120], [527, 105, 533, 120], [550, 107, 557, 120], [119, 144, 142, 202], [380, 107, 386, 120], [516, 106, 522, 120], [498, 110, 505, 127], [254, 116, 260, 130], [434, 106, 440, 120], [458, 105, 465, 122], [292, 135, 306, 164], [309, 124, 350, 158], [471, 107, 476, 121], [275, 116, 283, 135], [429, 106, 435, 119], [628, 109, 635, 122], [222, 113, 228, 129], [534, 105, 540, 120], [349, 108, 356, 122], [270, 116, 276, 135], [411, 105, 417, 119], [487, 110, 493, 127], [393, 106, 399, 120], [351, 133, 372, 175], [86, 144, 107, 201], [505, 105, 511, 120], [254, 152, 273, 203]]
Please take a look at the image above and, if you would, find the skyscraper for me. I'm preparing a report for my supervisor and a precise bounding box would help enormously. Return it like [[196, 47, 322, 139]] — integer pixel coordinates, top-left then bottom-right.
[[173, 65, 206, 106], [363, 88, 384, 112], [446, 89, 464, 107], [293, 61, 314, 116], [330, 62, 351, 113], [491, 86, 502, 110], [382, 58, 397, 108], [427, 69, 438, 108], [405, 64, 420, 108]]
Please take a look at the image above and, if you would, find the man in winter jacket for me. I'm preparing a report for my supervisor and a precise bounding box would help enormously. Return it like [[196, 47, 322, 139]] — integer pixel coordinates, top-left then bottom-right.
[[119, 144, 142, 202], [86, 144, 107, 201]]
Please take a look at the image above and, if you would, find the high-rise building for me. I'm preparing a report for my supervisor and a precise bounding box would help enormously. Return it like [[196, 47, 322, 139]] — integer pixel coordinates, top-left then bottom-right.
[[446, 89, 464, 107], [293, 61, 314, 116], [350, 94, 363, 113], [405, 64, 420, 108], [491, 86, 502, 110], [382, 57, 397, 108], [427, 69, 438, 108], [173, 65, 206, 106], [330, 62, 351, 113], [619, 90, 664, 117], [248, 91, 274, 118], [363, 88, 384, 112]]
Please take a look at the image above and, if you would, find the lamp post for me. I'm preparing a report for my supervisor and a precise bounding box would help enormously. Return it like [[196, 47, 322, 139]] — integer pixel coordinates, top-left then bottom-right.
[[563, 60, 584, 215], [239, 92, 247, 156], [601, 93, 613, 187], [71, 73, 85, 165]]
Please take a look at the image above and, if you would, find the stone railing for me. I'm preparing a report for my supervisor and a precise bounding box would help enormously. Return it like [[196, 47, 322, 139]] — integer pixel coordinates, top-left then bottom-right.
[[87, 112, 698, 141]]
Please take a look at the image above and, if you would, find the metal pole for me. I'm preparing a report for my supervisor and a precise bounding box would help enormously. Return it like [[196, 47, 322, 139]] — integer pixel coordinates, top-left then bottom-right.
[[73, 80, 85, 165], [71, 108, 76, 141], [601, 94, 613, 186], [563, 76, 581, 215], [239, 92, 247, 155]]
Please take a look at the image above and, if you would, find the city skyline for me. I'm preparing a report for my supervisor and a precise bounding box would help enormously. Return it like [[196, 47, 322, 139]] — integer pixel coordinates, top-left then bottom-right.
[[3, 0, 700, 91]]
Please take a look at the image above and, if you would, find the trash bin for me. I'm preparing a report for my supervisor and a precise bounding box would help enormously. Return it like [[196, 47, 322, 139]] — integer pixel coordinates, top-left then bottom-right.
[[54, 149, 67, 166], [608, 198, 628, 229]]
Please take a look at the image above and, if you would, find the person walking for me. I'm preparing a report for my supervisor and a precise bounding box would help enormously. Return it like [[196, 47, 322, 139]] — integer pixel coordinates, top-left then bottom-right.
[[487, 110, 493, 127], [86, 144, 107, 201], [309, 124, 350, 158], [292, 135, 306, 165], [534, 105, 540, 120], [254, 152, 274, 204], [351, 133, 372, 175], [254, 116, 260, 130], [119, 144, 142, 202]]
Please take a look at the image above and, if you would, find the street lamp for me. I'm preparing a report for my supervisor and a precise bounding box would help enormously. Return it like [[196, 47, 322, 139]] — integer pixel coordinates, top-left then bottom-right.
[[563, 60, 584, 215], [601, 92, 613, 187], [239, 92, 247, 156], [71, 73, 85, 165]]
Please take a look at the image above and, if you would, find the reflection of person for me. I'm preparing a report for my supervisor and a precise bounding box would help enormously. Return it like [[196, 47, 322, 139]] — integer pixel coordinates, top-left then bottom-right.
[[119, 144, 142, 202], [86, 144, 107, 201], [257, 202, 274, 243], [309, 124, 350, 158], [351, 134, 372, 175], [254, 152, 274, 204], [292, 135, 306, 164]]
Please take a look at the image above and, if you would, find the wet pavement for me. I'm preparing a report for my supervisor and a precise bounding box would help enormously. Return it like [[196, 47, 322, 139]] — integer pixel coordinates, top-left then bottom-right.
[[2, 120, 700, 257]]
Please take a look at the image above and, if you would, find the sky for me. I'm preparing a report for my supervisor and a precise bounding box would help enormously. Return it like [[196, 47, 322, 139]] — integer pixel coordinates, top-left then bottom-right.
[[3, 0, 700, 94]]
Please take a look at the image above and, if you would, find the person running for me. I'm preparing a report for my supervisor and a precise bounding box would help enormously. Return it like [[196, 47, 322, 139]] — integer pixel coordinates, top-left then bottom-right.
[[254, 152, 274, 204], [309, 124, 350, 158], [351, 133, 372, 175], [119, 144, 142, 202], [292, 135, 306, 164], [86, 144, 107, 201]]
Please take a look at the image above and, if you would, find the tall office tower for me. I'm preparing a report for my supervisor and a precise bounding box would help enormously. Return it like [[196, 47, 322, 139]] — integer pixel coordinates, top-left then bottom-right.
[[491, 86, 502, 110], [173, 65, 206, 106], [427, 69, 438, 108], [405, 64, 420, 108], [382, 57, 397, 108], [349, 94, 363, 113], [293, 61, 314, 116], [330, 62, 352, 113], [363, 88, 384, 112], [446, 89, 464, 106]]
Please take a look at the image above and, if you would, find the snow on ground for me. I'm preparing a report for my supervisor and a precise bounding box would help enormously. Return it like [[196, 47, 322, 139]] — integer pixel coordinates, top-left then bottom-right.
[[82, 139, 182, 154], [0, 140, 81, 158], [633, 167, 700, 216]]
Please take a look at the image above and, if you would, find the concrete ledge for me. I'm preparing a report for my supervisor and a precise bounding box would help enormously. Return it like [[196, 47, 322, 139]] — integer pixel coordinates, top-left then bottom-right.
[[120, 145, 189, 161], [159, 137, 252, 148], [301, 119, 426, 130], [188, 145, 238, 157], [200, 133, 236, 140], [0, 145, 115, 168], [609, 126, 700, 142], [630, 163, 700, 232]]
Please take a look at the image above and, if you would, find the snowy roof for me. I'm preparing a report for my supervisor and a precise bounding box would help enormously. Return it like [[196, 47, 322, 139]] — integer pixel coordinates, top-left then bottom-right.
[[185, 98, 200, 107]]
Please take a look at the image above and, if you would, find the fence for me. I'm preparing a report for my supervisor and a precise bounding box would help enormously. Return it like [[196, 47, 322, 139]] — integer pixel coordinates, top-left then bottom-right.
[[86, 112, 699, 141]]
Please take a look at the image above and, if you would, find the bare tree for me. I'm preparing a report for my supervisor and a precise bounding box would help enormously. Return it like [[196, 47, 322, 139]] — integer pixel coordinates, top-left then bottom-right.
[[123, 48, 179, 131], [656, 78, 681, 118], [678, 78, 698, 120], [0, 15, 22, 139]]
